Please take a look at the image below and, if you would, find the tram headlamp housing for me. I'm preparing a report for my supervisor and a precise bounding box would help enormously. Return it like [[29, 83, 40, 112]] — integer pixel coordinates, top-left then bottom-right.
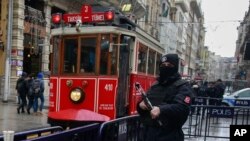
[[69, 88, 85, 104]]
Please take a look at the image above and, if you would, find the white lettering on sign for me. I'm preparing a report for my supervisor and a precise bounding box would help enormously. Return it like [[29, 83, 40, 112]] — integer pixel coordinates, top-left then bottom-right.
[[236, 100, 249, 106], [119, 122, 127, 135], [67, 16, 82, 22], [84, 6, 88, 13], [104, 84, 113, 91], [99, 104, 114, 110], [234, 129, 247, 136], [211, 109, 232, 116], [50, 92, 54, 97], [92, 14, 104, 21], [49, 101, 54, 107], [50, 83, 53, 89]]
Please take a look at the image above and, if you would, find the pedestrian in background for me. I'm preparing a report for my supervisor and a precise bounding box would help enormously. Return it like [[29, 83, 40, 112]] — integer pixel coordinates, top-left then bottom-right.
[[15, 74, 24, 104], [26, 74, 34, 114], [214, 79, 226, 106], [33, 72, 45, 115], [16, 72, 28, 114], [197, 81, 208, 116], [207, 81, 217, 106], [137, 54, 194, 141], [191, 81, 199, 114]]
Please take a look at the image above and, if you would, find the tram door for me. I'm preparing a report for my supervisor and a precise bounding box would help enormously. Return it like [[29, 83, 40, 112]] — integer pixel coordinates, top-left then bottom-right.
[[116, 35, 132, 117]]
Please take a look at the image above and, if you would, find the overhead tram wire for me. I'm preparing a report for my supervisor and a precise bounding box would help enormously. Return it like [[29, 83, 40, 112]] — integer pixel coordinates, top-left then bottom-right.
[[136, 20, 243, 24]]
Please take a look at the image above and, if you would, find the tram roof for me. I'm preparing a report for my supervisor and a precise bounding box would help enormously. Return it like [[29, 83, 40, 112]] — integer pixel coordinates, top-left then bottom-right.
[[51, 26, 164, 52]]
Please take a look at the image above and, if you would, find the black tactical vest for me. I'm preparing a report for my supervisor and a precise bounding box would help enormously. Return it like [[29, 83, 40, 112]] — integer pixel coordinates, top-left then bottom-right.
[[147, 79, 188, 106]]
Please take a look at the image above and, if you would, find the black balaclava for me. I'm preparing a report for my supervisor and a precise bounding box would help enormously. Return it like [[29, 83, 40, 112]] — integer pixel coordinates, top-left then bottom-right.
[[159, 54, 179, 83]]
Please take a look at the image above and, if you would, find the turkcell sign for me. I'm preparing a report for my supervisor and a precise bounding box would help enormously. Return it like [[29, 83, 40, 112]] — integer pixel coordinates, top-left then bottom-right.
[[209, 107, 234, 118], [235, 100, 250, 106]]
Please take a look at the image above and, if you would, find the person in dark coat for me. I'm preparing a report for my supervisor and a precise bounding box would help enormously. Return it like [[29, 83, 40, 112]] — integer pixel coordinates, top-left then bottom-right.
[[16, 72, 28, 114], [26, 74, 34, 114], [137, 54, 194, 141], [207, 82, 217, 106], [214, 79, 226, 106]]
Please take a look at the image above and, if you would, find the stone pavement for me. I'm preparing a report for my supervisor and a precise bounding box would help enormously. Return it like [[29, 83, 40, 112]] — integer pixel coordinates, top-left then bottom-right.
[[0, 101, 50, 133]]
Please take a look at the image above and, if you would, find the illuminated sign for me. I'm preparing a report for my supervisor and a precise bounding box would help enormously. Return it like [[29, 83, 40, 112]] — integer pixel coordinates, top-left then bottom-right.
[[53, 4, 114, 24]]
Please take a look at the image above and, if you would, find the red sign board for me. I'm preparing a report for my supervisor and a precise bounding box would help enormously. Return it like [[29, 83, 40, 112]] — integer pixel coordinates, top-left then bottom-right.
[[63, 14, 82, 23], [81, 4, 92, 20], [63, 12, 107, 23], [98, 79, 117, 119], [61, 4, 113, 23]]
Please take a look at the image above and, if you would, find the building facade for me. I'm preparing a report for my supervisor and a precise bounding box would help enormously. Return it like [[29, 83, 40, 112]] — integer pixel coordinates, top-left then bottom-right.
[[0, 0, 214, 101], [235, 2, 250, 84], [0, 0, 149, 101]]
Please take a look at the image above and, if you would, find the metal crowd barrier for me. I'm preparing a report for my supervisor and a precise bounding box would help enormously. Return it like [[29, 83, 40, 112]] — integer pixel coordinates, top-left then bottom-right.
[[0, 126, 63, 141], [20, 123, 100, 141], [97, 115, 143, 141], [3, 97, 250, 141], [16, 115, 143, 141], [184, 97, 250, 141]]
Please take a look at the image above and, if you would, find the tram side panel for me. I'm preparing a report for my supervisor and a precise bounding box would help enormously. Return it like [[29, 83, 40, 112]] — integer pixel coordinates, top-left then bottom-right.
[[49, 77, 97, 112], [49, 77, 118, 119], [59, 78, 97, 111], [129, 74, 157, 115], [97, 78, 118, 119], [49, 77, 58, 112]]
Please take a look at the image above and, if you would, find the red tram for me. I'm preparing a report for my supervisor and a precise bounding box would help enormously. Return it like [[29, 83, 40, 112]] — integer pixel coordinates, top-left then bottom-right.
[[48, 5, 164, 126]]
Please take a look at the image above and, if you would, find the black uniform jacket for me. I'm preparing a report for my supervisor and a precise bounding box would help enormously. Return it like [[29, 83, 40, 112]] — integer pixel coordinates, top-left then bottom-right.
[[137, 76, 194, 141]]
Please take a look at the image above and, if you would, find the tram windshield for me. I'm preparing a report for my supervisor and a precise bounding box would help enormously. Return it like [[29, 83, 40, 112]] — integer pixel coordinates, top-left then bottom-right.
[[51, 34, 120, 75]]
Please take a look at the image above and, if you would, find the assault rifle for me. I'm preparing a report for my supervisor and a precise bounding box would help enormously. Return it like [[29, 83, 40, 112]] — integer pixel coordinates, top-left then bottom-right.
[[135, 82, 162, 126]]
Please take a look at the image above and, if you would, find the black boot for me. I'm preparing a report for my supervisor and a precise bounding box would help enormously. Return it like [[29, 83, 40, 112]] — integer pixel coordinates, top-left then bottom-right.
[[27, 108, 30, 114]]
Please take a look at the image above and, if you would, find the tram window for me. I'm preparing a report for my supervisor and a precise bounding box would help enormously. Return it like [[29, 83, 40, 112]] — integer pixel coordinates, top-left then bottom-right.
[[148, 49, 156, 75], [80, 38, 96, 73], [63, 39, 78, 73], [156, 53, 162, 75], [138, 44, 148, 73], [111, 35, 118, 75], [100, 35, 110, 75]]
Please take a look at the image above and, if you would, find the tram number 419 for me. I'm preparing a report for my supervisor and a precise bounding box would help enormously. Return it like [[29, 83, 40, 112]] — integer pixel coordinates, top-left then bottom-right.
[[104, 84, 113, 91]]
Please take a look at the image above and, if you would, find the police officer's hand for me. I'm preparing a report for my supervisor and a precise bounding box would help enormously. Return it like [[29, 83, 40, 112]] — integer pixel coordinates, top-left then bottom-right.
[[150, 106, 160, 119], [139, 101, 148, 110]]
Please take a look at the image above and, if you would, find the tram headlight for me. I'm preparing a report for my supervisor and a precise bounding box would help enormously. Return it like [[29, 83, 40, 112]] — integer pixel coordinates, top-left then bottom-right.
[[69, 88, 85, 104]]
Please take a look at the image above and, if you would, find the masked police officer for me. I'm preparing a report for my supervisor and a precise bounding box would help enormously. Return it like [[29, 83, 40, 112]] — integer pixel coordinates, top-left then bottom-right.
[[137, 53, 194, 141]]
